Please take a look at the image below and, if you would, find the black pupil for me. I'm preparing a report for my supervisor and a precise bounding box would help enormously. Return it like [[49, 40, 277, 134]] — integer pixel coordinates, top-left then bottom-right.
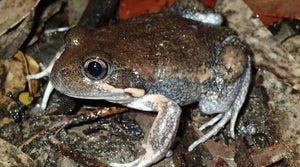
[[88, 61, 102, 78]]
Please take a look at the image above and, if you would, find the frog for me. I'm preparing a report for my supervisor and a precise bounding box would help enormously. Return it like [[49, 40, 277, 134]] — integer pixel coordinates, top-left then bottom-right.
[[27, 0, 251, 166]]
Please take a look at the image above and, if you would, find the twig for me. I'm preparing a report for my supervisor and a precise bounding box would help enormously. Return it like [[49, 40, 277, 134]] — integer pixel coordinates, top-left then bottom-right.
[[49, 137, 109, 167], [18, 107, 128, 149]]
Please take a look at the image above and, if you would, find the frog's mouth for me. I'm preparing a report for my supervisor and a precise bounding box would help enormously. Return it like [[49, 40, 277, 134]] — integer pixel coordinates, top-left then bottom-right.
[[56, 82, 146, 103]]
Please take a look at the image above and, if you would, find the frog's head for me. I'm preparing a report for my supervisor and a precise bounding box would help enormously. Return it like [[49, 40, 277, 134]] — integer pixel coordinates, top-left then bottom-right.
[[50, 27, 147, 103]]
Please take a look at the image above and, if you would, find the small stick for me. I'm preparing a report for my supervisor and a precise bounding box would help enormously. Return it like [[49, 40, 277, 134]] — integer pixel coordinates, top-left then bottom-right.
[[18, 107, 128, 149], [50, 137, 109, 167]]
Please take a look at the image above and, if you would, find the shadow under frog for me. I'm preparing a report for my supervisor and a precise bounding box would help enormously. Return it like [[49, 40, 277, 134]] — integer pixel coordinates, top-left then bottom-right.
[[28, 0, 251, 166]]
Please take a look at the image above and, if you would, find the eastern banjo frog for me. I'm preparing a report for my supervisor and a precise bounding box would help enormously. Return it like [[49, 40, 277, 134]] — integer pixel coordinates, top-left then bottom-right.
[[28, 0, 251, 166]]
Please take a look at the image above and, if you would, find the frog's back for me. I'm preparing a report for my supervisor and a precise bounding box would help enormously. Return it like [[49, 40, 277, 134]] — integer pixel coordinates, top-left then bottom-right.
[[98, 12, 242, 105], [99, 12, 235, 74]]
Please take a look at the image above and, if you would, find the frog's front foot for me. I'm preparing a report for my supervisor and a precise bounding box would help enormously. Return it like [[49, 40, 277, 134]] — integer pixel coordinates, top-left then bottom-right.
[[110, 94, 182, 167], [26, 47, 64, 109]]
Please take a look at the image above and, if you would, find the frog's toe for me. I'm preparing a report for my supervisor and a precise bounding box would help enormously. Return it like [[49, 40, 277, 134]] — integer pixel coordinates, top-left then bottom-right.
[[188, 110, 232, 152], [198, 113, 223, 131], [109, 158, 141, 167]]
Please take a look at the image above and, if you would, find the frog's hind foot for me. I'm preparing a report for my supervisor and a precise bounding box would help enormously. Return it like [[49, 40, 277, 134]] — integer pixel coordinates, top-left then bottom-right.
[[188, 110, 232, 152], [168, 0, 223, 25], [198, 113, 223, 131]]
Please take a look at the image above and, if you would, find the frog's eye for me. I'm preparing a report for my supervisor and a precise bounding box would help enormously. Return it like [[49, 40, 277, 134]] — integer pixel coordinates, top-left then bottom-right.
[[82, 58, 108, 80]]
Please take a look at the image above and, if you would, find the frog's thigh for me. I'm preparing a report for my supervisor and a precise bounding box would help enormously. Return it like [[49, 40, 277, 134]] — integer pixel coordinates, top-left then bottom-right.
[[112, 94, 182, 167]]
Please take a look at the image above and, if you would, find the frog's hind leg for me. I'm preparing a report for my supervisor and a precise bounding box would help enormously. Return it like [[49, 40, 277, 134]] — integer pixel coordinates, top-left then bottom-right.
[[189, 57, 251, 152], [188, 90, 241, 152], [110, 94, 182, 167], [228, 57, 251, 138]]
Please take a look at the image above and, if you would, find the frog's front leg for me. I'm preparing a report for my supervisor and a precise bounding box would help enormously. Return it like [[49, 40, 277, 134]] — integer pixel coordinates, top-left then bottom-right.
[[110, 94, 182, 167], [26, 47, 65, 109]]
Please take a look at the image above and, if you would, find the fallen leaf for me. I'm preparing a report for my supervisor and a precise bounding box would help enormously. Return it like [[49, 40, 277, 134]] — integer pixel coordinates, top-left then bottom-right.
[[14, 51, 40, 96], [245, 0, 300, 26], [25, 55, 40, 75], [0, 0, 39, 36], [18, 92, 34, 106], [250, 144, 295, 167], [119, 0, 176, 20], [0, 138, 36, 166]]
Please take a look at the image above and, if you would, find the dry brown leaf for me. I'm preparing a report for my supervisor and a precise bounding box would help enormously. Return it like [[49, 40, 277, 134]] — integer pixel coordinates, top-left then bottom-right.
[[217, 0, 300, 90], [13, 51, 40, 98], [0, 58, 26, 110], [0, 138, 36, 166], [0, 0, 40, 36], [67, 0, 89, 27], [0, 10, 35, 59], [250, 144, 295, 167], [119, 0, 176, 20], [245, 0, 300, 26]]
